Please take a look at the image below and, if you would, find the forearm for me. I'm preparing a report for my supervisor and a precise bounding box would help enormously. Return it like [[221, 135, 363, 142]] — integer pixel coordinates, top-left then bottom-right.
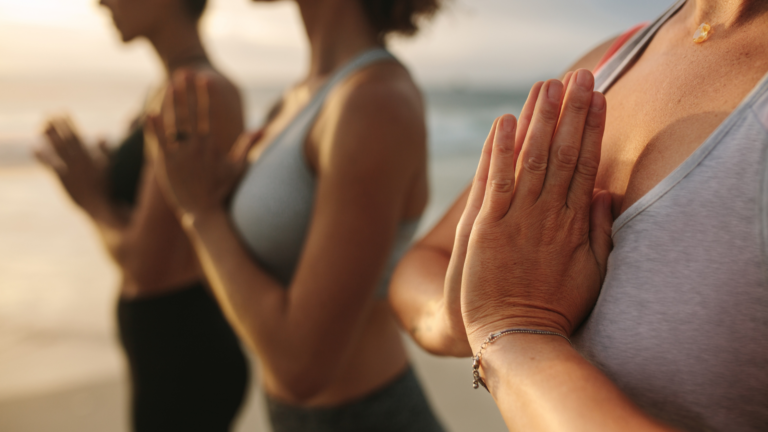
[[182, 208, 326, 391], [84, 200, 133, 262], [183, 208, 287, 343], [389, 247, 470, 356], [482, 335, 677, 432]]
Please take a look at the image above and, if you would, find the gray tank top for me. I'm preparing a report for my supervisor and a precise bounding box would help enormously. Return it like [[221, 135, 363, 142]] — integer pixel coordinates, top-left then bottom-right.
[[572, 1, 768, 430], [229, 48, 419, 297]]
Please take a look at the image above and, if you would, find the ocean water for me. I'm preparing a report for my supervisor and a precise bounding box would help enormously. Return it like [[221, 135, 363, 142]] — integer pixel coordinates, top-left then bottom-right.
[[0, 77, 526, 162], [0, 79, 523, 430]]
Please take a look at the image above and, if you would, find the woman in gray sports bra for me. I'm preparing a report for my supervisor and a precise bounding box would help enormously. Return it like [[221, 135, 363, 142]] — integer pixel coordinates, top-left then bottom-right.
[[391, 0, 768, 431], [147, 0, 445, 431]]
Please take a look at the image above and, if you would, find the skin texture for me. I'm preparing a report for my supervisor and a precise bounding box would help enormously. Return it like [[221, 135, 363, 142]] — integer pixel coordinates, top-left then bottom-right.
[[388, 52, 611, 358], [149, 0, 429, 407], [390, 0, 768, 430], [36, 0, 243, 299]]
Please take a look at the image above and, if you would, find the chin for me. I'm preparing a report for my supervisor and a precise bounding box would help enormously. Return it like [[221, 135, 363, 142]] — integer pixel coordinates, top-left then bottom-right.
[[114, 26, 138, 43]]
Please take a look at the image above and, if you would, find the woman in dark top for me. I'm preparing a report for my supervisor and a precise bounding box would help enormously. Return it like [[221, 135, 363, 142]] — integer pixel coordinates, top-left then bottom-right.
[[36, 0, 249, 430]]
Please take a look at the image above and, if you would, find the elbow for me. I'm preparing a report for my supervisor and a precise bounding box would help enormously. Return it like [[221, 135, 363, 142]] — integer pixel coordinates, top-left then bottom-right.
[[278, 370, 334, 404]]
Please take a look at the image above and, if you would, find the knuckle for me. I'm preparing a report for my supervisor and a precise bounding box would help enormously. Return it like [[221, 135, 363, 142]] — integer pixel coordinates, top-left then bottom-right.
[[555, 144, 580, 168], [489, 178, 513, 193], [538, 104, 560, 123], [575, 154, 600, 178], [565, 96, 591, 117], [523, 155, 548, 174], [585, 111, 604, 131], [494, 140, 514, 156]]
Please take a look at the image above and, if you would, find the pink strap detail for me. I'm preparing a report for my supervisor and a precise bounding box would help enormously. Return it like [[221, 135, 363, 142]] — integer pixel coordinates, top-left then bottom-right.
[[593, 23, 648, 74]]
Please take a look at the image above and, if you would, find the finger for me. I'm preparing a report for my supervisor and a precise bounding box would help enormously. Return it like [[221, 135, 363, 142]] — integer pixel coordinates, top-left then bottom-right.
[[51, 119, 80, 156], [481, 114, 518, 221], [514, 79, 565, 206], [195, 74, 210, 137], [561, 71, 574, 94], [44, 124, 68, 159], [162, 85, 178, 141], [567, 91, 607, 212], [34, 147, 67, 174], [541, 69, 595, 204], [589, 189, 613, 277], [146, 114, 170, 154], [61, 116, 82, 143], [462, 117, 500, 227], [514, 81, 544, 170], [173, 70, 196, 140], [54, 117, 84, 154], [444, 117, 500, 298]]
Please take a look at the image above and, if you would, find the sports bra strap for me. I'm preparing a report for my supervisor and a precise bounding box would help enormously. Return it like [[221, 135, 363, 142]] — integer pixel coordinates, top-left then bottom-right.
[[593, 23, 648, 74]]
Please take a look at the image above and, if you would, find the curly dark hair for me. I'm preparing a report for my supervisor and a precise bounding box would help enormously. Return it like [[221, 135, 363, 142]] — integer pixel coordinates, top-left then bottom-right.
[[183, 0, 207, 20], [360, 0, 441, 38]]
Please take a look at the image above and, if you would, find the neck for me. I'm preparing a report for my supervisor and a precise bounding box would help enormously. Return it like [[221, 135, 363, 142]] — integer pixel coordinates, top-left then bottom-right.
[[296, 0, 381, 80], [145, 17, 209, 77], [686, 0, 768, 26]]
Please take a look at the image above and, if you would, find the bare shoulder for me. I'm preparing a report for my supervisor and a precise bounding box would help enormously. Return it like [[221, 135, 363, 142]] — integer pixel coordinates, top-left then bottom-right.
[[327, 61, 425, 151], [196, 67, 243, 114], [565, 36, 620, 75], [314, 60, 427, 182]]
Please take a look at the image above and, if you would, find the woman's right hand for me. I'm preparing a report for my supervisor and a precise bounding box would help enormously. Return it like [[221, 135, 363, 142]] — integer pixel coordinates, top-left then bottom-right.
[[460, 70, 613, 353], [440, 79, 558, 355], [36, 117, 112, 217]]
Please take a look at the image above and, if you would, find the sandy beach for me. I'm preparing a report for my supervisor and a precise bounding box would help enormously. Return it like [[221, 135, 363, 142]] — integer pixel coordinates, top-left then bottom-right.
[[0, 156, 509, 432]]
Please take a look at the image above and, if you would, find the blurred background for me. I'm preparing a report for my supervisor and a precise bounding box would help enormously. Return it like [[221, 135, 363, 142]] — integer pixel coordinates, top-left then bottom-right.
[[1, 0, 672, 430]]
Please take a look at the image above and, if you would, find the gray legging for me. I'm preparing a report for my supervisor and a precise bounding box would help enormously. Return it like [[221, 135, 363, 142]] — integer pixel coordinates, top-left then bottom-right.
[[266, 368, 445, 432]]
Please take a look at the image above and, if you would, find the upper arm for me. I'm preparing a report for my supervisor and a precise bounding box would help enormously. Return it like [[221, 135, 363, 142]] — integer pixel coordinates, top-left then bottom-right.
[[286, 72, 425, 352]]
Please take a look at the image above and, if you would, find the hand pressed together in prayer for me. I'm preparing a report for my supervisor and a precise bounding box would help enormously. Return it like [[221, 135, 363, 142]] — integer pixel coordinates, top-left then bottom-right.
[[148, 71, 262, 220], [455, 69, 615, 354], [37, 117, 112, 217]]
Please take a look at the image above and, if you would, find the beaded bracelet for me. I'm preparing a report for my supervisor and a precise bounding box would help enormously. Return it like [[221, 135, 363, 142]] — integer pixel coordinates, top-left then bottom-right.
[[472, 328, 572, 391]]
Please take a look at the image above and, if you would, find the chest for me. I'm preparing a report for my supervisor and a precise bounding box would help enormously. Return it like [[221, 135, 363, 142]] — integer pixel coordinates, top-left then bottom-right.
[[596, 35, 766, 216], [248, 84, 332, 171]]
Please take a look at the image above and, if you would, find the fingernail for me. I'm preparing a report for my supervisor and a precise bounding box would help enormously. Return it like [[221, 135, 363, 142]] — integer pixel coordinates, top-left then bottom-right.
[[547, 81, 563, 101], [591, 92, 606, 112], [502, 115, 515, 133], [576, 70, 593, 89]]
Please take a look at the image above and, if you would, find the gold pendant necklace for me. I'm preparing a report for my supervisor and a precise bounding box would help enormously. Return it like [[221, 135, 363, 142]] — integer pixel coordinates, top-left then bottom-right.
[[693, 22, 712, 44]]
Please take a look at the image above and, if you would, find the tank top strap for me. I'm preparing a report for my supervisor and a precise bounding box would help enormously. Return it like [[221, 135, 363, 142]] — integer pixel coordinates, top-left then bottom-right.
[[315, 48, 395, 103], [290, 48, 396, 132], [594, 0, 686, 93]]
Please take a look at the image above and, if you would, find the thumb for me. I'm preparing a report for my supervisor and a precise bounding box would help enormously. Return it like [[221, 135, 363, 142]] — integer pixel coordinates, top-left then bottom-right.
[[589, 189, 614, 277]]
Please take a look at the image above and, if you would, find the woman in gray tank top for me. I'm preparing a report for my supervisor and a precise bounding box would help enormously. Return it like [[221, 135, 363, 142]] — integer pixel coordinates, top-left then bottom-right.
[[145, 0, 445, 431], [391, 0, 768, 430]]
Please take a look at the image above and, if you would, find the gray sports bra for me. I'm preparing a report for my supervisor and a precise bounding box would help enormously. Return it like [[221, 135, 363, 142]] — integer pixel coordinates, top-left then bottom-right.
[[572, 1, 768, 430], [229, 48, 419, 297]]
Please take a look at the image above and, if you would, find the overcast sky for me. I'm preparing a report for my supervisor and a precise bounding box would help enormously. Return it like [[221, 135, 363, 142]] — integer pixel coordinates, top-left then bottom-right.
[[0, 0, 675, 88]]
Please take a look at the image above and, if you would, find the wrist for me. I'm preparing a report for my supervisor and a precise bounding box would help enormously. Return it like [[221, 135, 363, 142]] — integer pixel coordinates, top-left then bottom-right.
[[474, 331, 573, 394], [465, 312, 572, 354], [435, 302, 473, 357], [181, 206, 228, 235]]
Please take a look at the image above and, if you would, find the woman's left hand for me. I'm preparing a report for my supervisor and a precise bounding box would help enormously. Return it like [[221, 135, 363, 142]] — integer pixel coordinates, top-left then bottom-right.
[[36, 117, 111, 216], [148, 71, 261, 219], [461, 70, 615, 352]]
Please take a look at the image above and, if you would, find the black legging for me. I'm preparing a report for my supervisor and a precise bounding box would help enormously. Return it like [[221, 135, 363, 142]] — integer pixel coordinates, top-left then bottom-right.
[[118, 283, 249, 432]]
